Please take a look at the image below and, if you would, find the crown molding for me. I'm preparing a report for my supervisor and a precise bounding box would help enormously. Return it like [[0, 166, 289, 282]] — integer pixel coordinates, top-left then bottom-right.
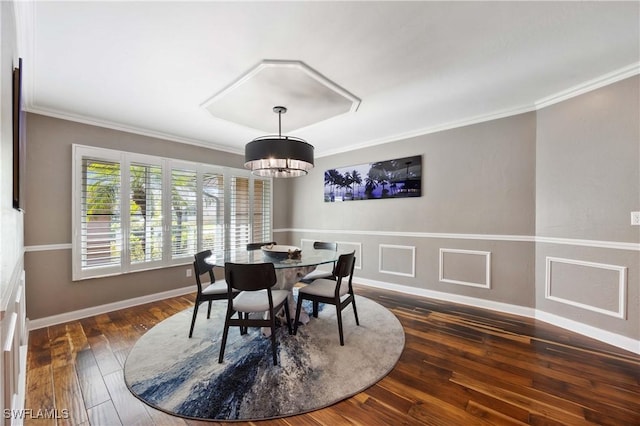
[[535, 62, 640, 110], [22, 55, 640, 160], [25, 106, 244, 156], [317, 103, 537, 158]]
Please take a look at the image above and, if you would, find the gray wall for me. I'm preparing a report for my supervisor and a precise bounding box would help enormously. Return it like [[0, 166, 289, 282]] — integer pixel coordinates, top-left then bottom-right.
[[535, 76, 639, 339], [278, 113, 538, 308], [277, 77, 639, 343]]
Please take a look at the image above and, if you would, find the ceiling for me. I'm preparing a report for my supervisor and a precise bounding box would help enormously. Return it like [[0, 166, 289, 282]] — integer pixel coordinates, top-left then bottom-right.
[[15, 1, 640, 158]]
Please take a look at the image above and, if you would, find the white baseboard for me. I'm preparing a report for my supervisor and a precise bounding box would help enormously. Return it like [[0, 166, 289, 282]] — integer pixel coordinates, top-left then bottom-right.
[[356, 277, 536, 318], [535, 311, 640, 355], [356, 277, 640, 355], [28, 286, 194, 330]]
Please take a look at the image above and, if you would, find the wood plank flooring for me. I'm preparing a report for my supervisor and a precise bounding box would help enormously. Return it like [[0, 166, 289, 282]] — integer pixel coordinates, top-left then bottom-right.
[[23, 285, 640, 425]]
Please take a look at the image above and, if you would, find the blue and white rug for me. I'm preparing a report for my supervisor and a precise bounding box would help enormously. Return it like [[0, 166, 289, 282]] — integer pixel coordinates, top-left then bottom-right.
[[124, 295, 405, 421]]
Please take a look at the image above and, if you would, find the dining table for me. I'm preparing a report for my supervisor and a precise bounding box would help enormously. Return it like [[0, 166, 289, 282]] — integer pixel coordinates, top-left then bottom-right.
[[206, 245, 343, 333]]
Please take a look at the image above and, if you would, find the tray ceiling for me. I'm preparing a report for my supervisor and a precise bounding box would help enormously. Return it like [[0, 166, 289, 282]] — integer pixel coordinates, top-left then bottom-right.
[[14, 1, 640, 157]]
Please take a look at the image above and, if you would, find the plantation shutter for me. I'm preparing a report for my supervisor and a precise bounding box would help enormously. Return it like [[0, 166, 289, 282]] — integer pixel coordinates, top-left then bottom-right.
[[202, 171, 225, 255], [129, 163, 163, 264], [252, 178, 272, 244], [80, 158, 122, 269], [73, 145, 274, 280], [171, 168, 197, 259], [229, 175, 251, 253]]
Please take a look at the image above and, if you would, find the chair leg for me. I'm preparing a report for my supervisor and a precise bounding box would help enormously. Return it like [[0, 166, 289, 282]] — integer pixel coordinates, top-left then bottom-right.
[[218, 310, 232, 363], [237, 311, 245, 334], [283, 301, 292, 334], [351, 295, 360, 326], [189, 301, 199, 338], [336, 304, 345, 346], [293, 294, 304, 335], [206, 300, 213, 318], [313, 301, 319, 318], [269, 310, 278, 366]]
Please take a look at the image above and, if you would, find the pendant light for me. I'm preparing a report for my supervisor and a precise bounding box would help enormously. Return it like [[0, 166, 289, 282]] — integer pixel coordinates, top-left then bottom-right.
[[244, 106, 314, 178]]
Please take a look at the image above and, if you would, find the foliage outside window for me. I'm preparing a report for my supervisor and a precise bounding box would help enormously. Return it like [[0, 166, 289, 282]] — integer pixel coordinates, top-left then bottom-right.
[[72, 145, 272, 281]]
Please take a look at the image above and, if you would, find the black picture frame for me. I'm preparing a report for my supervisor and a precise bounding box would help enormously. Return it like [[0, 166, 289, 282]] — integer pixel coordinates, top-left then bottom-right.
[[12, 58, 25, 211], [324, 155, 422, 202]]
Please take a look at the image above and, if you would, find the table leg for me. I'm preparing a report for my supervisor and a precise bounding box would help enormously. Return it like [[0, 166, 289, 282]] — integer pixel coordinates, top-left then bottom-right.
[[261, 265, 316, 337]]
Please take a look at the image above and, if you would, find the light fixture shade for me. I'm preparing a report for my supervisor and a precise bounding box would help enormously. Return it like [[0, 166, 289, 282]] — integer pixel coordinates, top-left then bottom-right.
[[245, 136, 314, 178]]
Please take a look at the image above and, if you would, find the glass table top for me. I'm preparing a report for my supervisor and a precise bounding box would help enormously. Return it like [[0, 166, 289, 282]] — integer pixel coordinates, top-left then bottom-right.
[[206, 247, 344, 269]]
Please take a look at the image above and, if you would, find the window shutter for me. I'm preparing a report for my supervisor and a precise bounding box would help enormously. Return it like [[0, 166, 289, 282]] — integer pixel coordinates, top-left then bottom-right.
[[81, 158, 122, 269], [202, 171, 225, 255], [252, 178, 272, 244], [229, 175, 250, 253], [171, 168, 197, 259], [73, 145, 273, 280], [130, 163, 163, 264]]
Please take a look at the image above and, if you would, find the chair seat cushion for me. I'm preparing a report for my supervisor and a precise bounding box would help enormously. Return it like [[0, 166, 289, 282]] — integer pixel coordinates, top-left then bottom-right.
[[201, 279, 229, 295], [301, 268, 333, 281], [299, 278, 348, 298], [233, 289, 290, 312]]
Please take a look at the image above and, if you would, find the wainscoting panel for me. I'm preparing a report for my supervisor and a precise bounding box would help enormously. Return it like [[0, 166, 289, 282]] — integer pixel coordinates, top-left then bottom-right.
[[379, 244, 415, 277], [1, 267, 27, 424], [545, 257, 627, 319], [439, 248, 491, 289]]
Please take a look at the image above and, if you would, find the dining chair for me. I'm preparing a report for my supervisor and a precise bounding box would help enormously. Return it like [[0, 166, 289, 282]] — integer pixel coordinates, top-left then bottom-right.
[[219, 262, 292, 366], [293, 251, 359, 346], [189, 250, 239, 338], [246, 241, 277, 251], [299, 241, 338, 284]]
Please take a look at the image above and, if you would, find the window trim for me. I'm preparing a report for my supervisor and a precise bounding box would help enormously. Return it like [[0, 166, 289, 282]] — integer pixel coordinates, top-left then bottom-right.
[[72, 144, 272, 281]]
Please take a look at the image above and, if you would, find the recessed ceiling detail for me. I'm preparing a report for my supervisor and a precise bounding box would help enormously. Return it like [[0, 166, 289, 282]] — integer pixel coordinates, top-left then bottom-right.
[[201, 60, 361, 133]]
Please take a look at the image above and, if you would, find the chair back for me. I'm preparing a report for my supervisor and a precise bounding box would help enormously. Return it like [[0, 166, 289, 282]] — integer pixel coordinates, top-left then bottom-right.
[[333, 251, 356, 280], [193, 250, 215, 292], [313, 241, 338, 251], [246, 241, 277, 251], [224, 262, 277, 292]]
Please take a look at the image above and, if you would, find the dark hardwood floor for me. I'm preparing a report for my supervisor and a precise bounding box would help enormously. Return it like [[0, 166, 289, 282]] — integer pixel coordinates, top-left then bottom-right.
[[24, 285, 640, 425]]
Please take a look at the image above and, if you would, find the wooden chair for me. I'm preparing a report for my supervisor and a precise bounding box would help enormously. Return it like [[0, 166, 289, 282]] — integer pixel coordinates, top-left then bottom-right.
[[219, 262, 292, 365], [246, 241, 277, 251], [189, 250, 238, 338], [293, 251, 359, 346], [299, 241, 338, 284]]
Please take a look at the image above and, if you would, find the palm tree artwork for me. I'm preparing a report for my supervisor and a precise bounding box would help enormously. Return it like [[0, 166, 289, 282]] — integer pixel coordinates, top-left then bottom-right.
[[323, 155, 422, 202]]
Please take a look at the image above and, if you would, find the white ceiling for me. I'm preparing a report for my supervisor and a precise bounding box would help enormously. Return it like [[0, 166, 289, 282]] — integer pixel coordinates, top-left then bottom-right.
[[15, 1, 640, 158]]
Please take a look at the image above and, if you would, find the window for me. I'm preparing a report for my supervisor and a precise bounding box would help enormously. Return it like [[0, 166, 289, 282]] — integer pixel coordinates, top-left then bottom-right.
[[72, 145, 272, 280], [80, 157, 121, 270], [130, 162, 163, 264]]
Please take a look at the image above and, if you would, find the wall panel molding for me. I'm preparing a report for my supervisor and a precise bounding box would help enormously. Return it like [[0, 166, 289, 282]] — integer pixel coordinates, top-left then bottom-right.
[[439, 248, 491, 289], [379, 244, 415, 277], [545, 257, 627, 319]]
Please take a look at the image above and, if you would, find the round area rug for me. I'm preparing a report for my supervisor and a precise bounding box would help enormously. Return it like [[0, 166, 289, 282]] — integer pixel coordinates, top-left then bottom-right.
[[124, 295, 404, 422]]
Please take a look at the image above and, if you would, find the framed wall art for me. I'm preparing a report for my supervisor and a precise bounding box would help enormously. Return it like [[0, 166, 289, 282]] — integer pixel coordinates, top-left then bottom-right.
[[12, 57, 26, 211], [324, 155, 421, 202]]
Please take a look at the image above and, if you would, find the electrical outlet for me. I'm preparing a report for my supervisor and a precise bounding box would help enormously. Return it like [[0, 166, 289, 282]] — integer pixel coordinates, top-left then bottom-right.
[[186, 268, 192, 278], [632, 211, 640, 226]]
